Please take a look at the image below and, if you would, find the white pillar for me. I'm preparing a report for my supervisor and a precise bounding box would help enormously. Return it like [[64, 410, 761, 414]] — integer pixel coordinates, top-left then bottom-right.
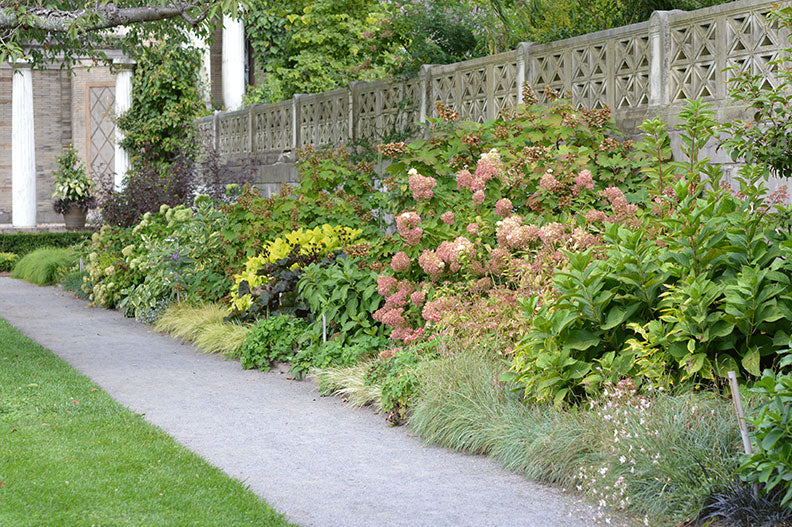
[[11, 62, 36, 228], [114, 59, 134, 192], [222, 15, 246, 110]]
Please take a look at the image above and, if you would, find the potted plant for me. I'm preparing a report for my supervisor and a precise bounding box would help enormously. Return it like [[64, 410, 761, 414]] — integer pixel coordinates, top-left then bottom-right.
[[52, 144, 97, 228]]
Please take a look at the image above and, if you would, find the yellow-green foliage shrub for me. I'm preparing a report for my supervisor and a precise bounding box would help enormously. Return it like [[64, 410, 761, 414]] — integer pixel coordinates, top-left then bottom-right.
[[230, 224, 361, 312]]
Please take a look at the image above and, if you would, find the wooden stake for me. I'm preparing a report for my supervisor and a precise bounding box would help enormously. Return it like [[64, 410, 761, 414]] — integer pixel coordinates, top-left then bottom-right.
[[728, 370, 759, 499], [728, 371, 753, 456]]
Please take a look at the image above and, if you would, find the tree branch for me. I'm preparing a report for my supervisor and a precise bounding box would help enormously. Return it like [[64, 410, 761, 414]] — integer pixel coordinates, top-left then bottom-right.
[[0, 3, 204, 33]]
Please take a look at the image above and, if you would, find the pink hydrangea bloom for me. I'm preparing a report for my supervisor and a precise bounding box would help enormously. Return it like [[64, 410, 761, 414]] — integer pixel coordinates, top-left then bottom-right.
[[472, 190, 485, 206], [397, 279, 415, 293], [410, 290, 426, 305], [488, 248, 510, 273], [575, 169, 595, 191], [495, 215, 541, 250], [408, 168, 437, 201], [440, 211, 455, 225], [436, 241, 458, 265], [539, 222, 566, 245], [390, 251, 411, 273], [495, 198, 513, 217], [387, 289, 409, 307], [402, 227, 424, 246], [418, 249, 445, 279], [539, 171, 559, 192], [466, 223, 480, 236], [377, 275, 398, 296], [395, 211, 421, 234], [475, 149, 502, 182], [585, 209, 607, 223], [380, 307, 406, 327], [422, 299, 446, 323], [456, 169, 474, 190], [469, 176, 486, 192], [390, 326, 425, 344]]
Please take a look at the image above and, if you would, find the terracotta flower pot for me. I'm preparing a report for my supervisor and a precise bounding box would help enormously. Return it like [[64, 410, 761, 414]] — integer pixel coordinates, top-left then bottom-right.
[[63, 206, 87, 229]]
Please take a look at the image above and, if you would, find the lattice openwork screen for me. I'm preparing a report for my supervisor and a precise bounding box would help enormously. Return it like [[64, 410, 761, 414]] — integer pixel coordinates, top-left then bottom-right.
[[354, 77, 421, 143], [429, 51, 519, 122], [724, 6, 789, 89], [218, 110, 249, 156], [89, 86, 115, 188], [253, 100, 292, 153], [298, 90, 349, 149], [614, 31, 650, 108], [668, 17, 719, 101]]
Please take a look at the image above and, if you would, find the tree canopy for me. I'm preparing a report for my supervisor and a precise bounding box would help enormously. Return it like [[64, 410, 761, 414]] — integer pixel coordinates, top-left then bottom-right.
[[0, 0, 245, 66]]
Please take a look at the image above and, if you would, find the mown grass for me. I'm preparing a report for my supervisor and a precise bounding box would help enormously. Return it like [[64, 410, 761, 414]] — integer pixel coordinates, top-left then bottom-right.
[[0, 319, 294, 527], [11, 247, 75, 285], [154, 302, 249, 357], [406, 346, 744, 526]]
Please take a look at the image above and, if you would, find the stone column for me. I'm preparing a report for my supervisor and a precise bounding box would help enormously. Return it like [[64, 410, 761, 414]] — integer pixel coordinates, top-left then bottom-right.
[[11, 61, 36, 228], [114, 59, 134, 192], [222, 15, 246, 110]]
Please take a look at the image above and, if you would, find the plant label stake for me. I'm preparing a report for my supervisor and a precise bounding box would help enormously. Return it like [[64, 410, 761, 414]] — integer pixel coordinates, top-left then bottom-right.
[[728, 370, 759, 499], [79, 257, 84, 272], [322, 313, 327, 343]]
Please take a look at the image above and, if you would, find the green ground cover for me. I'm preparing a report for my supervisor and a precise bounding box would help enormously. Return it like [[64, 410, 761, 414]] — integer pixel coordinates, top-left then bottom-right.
[[0, 318, 294, 527]]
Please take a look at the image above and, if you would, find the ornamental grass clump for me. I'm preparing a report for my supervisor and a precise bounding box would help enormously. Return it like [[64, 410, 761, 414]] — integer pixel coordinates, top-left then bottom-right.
[[11, 247, 75, 286], [409, 346, 743, 526], [154, 302, 249, 357]]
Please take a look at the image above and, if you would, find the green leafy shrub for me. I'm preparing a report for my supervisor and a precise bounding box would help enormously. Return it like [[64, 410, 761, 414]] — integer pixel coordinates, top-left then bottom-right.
[[297, 256, 386, 346], [118, 200, 232, 320], [742, 370, 792, 508], [0, 252, 18, 272], [365, 341, 439, 423], [510, 100, 792, 405], [0, 231, 92, 258], [11, 248, 76, 286], [240, 315, 307, 370], [219, 148, 387, 269], [291, 334, 387, 379]]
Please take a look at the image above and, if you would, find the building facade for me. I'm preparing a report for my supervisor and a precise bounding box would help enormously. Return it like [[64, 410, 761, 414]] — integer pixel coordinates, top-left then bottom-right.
[[0, 15, 248, 228]]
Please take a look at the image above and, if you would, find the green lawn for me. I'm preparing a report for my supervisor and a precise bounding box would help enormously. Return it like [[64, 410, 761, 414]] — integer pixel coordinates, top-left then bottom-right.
[[0, 319, 295, 526]]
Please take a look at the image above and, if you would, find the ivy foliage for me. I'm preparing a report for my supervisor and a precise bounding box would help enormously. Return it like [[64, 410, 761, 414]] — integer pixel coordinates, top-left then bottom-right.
[[117, 41, 206, 170]]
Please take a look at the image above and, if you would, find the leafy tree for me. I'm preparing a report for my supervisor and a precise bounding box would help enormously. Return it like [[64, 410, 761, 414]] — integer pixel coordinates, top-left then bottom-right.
[[0, 0, 244, 67]]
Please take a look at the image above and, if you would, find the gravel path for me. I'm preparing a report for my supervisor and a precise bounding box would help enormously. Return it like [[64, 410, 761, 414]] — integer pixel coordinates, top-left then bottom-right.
[[0, 277, 602, 527]]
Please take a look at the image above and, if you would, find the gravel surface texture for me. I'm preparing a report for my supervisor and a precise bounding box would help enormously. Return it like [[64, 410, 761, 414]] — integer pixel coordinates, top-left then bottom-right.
[[0, 277, 606, 527]]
